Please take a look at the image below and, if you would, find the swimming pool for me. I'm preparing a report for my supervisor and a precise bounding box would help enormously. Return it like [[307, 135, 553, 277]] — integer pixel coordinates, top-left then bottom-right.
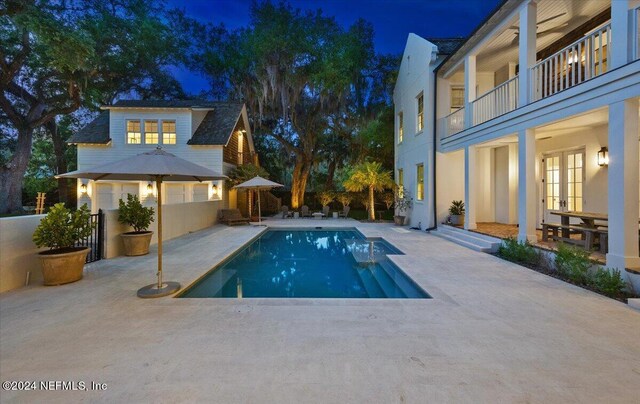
[[179, 228, 430, 299]]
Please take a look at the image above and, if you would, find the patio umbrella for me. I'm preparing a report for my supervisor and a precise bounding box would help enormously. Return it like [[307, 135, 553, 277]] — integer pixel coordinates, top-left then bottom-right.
[[57, 147, 228, 298], [233, 176, 283, 225]]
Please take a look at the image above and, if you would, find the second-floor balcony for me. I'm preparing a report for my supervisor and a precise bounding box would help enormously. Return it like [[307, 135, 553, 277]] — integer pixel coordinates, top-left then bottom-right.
[[438, 1, 640, 142]]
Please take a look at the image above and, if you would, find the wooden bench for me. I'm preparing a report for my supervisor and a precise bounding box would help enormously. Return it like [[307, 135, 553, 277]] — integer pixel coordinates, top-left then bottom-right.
[[218, 209, 250, 226], [542, 223, 602, 250]]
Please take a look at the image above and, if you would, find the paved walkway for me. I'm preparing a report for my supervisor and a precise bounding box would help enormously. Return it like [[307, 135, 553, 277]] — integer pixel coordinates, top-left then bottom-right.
[[1, 219, 639, 403]]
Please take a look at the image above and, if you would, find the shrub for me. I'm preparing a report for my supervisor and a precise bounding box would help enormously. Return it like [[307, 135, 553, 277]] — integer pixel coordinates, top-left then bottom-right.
[[497, 237, 540, 266], [118, 194, 154, 232], [33, 203, 94, 250], [316, 190, 335, 207], [555, 243, 592, 285], [592, 267, 627, 298], [336, 193, 353, 208], [381, 192, 394, 210]]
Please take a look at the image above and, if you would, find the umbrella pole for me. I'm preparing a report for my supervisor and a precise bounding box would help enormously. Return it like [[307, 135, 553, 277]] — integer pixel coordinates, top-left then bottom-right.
[[137, 175, 180, 298], [258, 190, 262, 225], [157, 176, 163, 289]]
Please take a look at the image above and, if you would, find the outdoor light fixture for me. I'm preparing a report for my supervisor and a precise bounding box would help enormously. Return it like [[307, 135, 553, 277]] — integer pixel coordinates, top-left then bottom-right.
[[597, 146, 609, 166], [80, 183, 88, 194], [212, 183, 219, 195], [146, 182, 154, 196]]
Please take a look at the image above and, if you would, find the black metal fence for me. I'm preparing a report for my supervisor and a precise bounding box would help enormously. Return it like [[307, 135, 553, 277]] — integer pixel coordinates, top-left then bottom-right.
[[75, 209, 104, 263]]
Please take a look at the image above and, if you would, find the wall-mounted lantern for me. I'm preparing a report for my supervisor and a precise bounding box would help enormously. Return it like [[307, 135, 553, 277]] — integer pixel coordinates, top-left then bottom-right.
[[80, 183, 88, 195], [597, 146, 609, 167], [146, 182, 155, 197]]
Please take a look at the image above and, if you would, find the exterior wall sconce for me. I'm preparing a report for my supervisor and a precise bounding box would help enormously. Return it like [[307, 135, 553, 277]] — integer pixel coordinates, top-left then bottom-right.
[[146, 182, 155, 197], [212, 183, 219, 196], [80, 183, 88, 195], [597, 147, 609, 166]]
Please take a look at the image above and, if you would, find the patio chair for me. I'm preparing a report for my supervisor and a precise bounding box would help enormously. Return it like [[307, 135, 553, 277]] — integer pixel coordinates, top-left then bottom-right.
[[338, 205, 350, 219], [281, 206, 293, 219], [300, 205, 311, 218], [322, 205, 330, 219]]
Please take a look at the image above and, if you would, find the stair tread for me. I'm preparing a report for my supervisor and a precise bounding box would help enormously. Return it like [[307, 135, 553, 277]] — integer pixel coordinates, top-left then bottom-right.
[[356, 267, 386, 298], [433, 232, 493, 252]]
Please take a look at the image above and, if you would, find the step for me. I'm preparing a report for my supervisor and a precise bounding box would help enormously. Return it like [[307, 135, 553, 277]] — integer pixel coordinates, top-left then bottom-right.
[[377, 260, 423, 298], [439, 225, 502, 244], [184, 268, 237, 297], [436, 226, 501, 252], [355, 266, 386, 298], [432, 231, 495, 253], [369, 264, 407, 298]]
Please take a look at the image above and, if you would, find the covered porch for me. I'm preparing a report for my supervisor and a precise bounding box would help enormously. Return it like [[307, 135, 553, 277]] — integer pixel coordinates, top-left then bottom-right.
[[439, 98, 640, 275]]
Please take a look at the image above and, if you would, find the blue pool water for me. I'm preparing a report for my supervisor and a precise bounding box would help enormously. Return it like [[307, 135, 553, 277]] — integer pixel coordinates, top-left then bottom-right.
[[179, 228, 430, 299]]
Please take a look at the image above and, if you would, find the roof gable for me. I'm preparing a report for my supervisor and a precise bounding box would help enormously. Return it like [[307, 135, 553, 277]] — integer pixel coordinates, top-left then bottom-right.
[[188, 103, 245, 146]]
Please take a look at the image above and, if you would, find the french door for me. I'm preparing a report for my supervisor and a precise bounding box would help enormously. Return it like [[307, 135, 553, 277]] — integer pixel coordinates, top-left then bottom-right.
[[543, 149, 585, 224]]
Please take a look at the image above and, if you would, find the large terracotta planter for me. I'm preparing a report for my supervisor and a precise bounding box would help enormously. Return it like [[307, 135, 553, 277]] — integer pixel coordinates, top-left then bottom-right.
[[394, 216, 405, 226], [121, 231, 153, 256], [38, 247, 90, 286]]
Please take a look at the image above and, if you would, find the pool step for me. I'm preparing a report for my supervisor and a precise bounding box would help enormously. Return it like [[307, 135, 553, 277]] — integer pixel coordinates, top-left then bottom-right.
[[433, 225, 501, 253], [355, 267, 386, 298], [185, 268, 236, 297], [377, 260, 424, 298], [369, 264, 407, 298]]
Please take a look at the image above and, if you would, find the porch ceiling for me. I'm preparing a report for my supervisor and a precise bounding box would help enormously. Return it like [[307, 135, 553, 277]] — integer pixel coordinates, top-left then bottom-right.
[[475, 0, 610, 72]]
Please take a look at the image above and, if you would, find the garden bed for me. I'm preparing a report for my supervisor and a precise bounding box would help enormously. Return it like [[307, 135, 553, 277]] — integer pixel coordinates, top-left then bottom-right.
[[493, 238, 637, 303]]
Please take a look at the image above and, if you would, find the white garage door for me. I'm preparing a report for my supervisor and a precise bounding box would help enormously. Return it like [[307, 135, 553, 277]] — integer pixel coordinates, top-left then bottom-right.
[[165, 184, 186, 204], [193, 184, 208, 202]]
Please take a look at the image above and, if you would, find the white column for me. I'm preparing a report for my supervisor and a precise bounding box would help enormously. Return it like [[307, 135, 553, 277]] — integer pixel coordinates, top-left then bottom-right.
[[464, 55, 476, 129], [464, 145, 477, 230], [518, 0, 537, 107], [606, 98, 640, 270], [518, 129, 536, 243], [611, 0, 632, 68], [508, 143, 519, 224]]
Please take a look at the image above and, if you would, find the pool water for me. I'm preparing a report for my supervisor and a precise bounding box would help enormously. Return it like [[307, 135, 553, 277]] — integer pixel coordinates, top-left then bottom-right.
[[180, 228, 430, 299]]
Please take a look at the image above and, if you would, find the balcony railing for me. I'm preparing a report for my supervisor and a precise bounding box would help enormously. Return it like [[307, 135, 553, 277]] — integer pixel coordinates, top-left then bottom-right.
[[531, 23, 611, 101], [472, 75, 519, 126], [442, 107, 465, 138]]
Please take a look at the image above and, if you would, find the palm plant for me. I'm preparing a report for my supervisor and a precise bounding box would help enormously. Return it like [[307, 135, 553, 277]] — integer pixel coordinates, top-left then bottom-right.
[[343, 161, 393, 221]]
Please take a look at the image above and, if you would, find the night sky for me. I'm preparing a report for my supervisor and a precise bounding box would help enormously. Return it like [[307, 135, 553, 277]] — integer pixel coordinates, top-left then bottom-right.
[[166, 0, 503, 95]]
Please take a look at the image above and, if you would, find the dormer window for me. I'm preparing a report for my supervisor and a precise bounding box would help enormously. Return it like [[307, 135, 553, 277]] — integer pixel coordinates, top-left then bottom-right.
[[162, 121, 176, 144], [144, 121, 159, 144], [126, 120, 141, 144]]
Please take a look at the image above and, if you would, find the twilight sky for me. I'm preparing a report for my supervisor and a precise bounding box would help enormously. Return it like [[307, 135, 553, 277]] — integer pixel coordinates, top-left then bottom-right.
[[166, 0, 503, 95]]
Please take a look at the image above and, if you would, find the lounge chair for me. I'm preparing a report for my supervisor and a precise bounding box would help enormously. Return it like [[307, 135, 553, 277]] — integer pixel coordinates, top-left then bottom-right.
[[282, 206, 293, 219], [338, 206, 350, 218], [300, 205, 311, 218], [322, 205, 330, 218], [219, 209, 250, 226]]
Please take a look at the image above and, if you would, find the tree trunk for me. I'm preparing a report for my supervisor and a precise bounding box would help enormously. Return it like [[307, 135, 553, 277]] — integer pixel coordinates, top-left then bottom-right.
[[46, 121, 70, 206], [0, 127, 34, 214], [368, 185, 375, 221], [325, 159, 336, 189], [290, 157, 312, 209]]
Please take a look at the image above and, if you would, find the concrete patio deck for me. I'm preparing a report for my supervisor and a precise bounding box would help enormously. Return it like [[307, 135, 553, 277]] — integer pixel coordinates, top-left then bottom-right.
[[1, 218, 639, 403]]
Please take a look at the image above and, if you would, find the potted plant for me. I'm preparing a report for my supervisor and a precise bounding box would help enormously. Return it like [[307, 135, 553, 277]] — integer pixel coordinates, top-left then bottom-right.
[[32, 203, 95, 285], [394, 186, 412, 226], [118, 194, 155, 256], [449, 200, 465, 226]]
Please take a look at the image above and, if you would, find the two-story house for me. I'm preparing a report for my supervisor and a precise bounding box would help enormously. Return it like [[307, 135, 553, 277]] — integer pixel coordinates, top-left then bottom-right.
[[395, 0, 640, 285], [68, 100, 256, 212]]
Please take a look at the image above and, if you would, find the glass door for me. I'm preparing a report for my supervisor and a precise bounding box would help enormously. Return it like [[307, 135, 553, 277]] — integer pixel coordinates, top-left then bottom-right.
[[543, 149, 585, 224]]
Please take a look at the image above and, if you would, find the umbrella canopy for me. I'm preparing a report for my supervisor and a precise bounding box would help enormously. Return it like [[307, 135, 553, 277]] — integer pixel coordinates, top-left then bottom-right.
[[233, 176, 283, 225], [56, 147, 227, 298], [57, 147, 227, 182], [233, 176, 283, 190]]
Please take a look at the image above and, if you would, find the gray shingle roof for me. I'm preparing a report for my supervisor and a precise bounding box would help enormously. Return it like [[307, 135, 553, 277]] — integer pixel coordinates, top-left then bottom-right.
[[188, 103, 244, 146], [68, 101, 245, 145], [67, 111, 110, 144], [428, 38, 465, 56]]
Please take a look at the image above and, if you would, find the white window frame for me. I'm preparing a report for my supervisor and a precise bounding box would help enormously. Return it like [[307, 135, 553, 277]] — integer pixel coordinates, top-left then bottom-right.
[[416, 92, 424, 133], [162, 120, 177, 145], [144, 120, 159, 144], [126, 120, 141, 144], [416, 163, 424, 201], [397, 112, 404, 144]]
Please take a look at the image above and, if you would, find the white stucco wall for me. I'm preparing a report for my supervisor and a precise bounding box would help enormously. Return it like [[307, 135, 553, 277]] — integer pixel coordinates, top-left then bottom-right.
[[394, 34, 438, 229], [436, 150, 465, 224]]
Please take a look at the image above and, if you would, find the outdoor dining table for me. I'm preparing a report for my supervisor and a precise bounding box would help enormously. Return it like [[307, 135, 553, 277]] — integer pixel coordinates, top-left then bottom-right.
[[550, 211, 607, 238]]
